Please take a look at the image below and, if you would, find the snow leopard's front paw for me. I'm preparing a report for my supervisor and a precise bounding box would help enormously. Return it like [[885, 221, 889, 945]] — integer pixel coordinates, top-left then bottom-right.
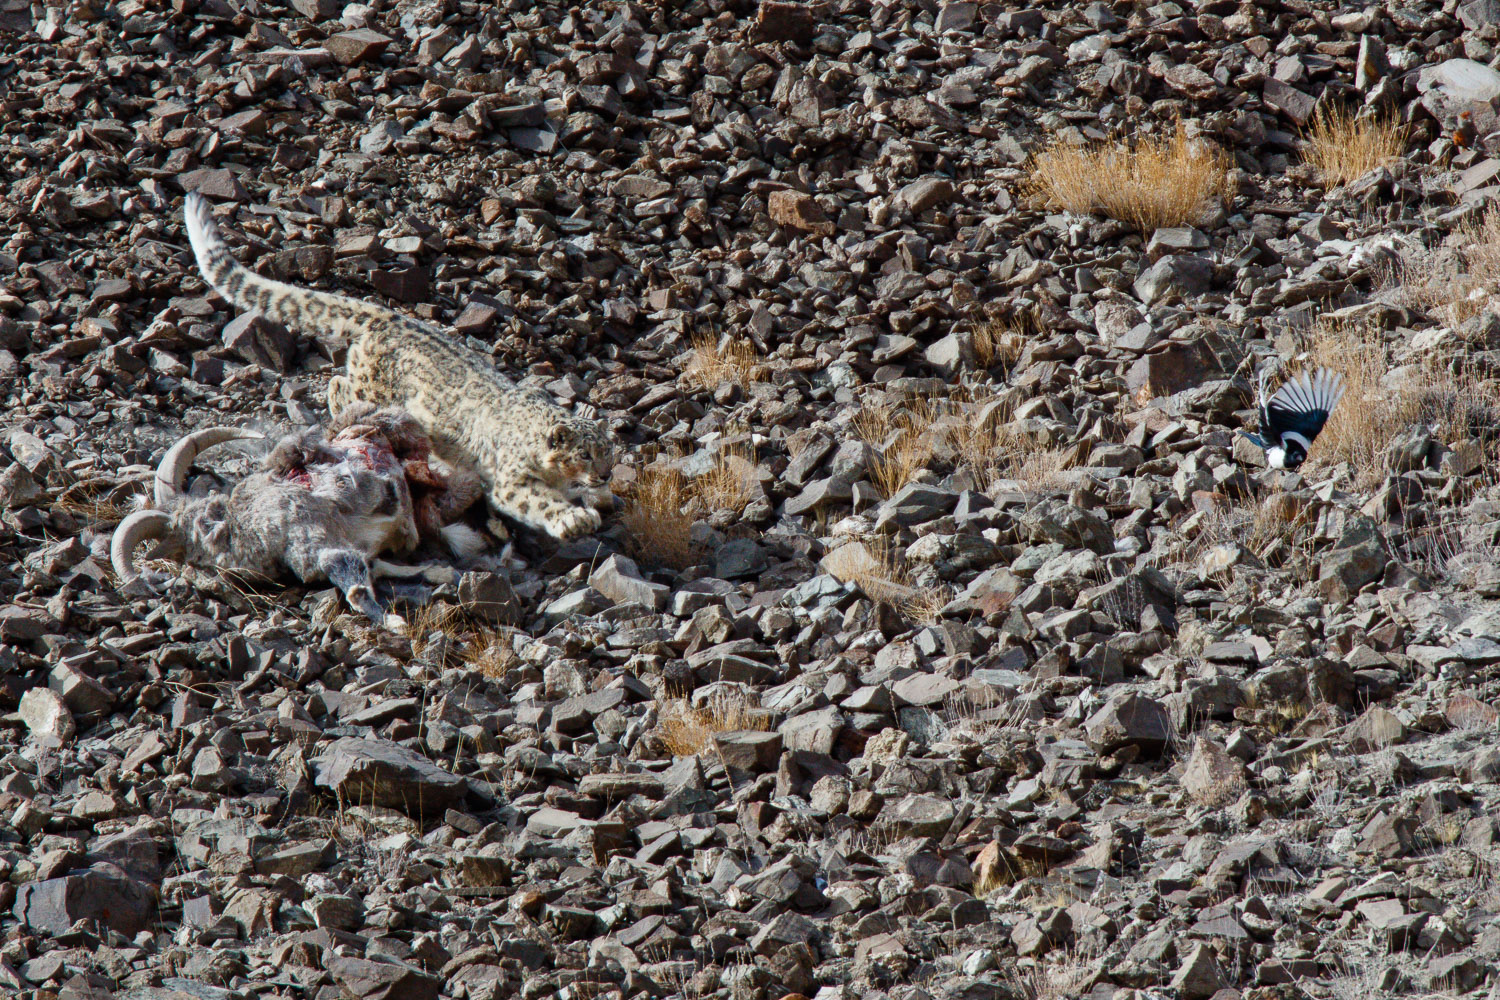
[[548, 504, 602, 540]]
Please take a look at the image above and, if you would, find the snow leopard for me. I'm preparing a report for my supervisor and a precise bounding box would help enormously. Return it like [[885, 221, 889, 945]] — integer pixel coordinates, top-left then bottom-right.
[[183, 191, 612, 541]]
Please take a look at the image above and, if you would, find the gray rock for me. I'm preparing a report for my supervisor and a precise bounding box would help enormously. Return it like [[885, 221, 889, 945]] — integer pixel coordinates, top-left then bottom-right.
[[1085, 692, 1173, 756], [1020, 499, 1114, 555], [1171, 942, 1226, 999], [312, 737, 466, 816], [457, 571, 521, 625], [326, 955, 441, 1000], [712, 731, 782, 772], [360, 120, 405, 155], [13, 864, 155, 935], [222, 313, 294, 369], [880, 794, 955, 838], [1133, 254, 1213, 304], [714, 538, 767, 579], [18, 687, 74, 744], [1180, 738, 1246, 806], [898, 176, 954, 214]]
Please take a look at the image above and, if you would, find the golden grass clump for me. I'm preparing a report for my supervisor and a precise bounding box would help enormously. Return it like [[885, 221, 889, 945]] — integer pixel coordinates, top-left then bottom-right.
[[1028, 126, 1228, 232], [1302, 105, 1407, 187], [1295, 320, 1404, 482], [618, 463, 697, 570], [852, 389, 1077, 499], [656, 693, 770, 757], [52, 479, 133, 524], [1399, 204, 1500, 326], [695, 440, 758, 514], [949, 394, 1074, 493], [851, 397, 938, 498], [971, 318, 1030, 371], [823, 537, 951, 622], [398, 600, 464, 657], [465, 628, 520, 679], [1293, 322, 1494, 483], [822, 537, 916, 604], [972, 839, 1047, 896], [684, 332, 764, 388]]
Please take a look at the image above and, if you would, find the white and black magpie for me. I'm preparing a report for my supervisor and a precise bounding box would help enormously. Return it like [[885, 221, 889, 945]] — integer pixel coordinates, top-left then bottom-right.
[[1243, 367, 1346, 470]]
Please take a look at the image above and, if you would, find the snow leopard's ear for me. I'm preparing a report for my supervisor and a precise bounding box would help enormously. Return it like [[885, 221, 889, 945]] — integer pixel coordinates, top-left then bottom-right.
[[547, 424, 581, 451]]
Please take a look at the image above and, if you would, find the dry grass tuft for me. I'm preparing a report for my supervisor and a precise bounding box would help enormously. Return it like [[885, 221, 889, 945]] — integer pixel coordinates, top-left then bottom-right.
[[972, 840, 1047, 897], [400, 600, 464, 658], [464, 627, 520, 679], [619, 462, 697, 570], [901, 586, 952, 626], [1398, 204, 1500, 326], [53, 480, 134, 524], [695, 439, 758, 514], [821, 537, 946, 621], [971, 315, 1033, 370], [54, 494, 132, 523], [852, 389, 1076, 499], [950, 394, 1073, 493], [1028, 126, 1228, 232], [656, 693, 770, 757], [1295, 320, 1395, 482], [852, 397, 939, 498], [1302, 105, 1407, 187], [822, 537, 916, 604], [1293, 319, 1500, 487], [684, 332, 764, 389]]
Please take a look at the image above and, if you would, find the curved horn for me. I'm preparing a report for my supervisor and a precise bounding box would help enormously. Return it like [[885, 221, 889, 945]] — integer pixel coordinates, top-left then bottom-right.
[[154, 428, 265, 507], [111, 510, 171, 581]]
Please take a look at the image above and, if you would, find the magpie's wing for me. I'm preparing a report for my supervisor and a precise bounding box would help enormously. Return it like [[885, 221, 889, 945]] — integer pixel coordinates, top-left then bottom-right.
[[1265, 367, 1345, 443]]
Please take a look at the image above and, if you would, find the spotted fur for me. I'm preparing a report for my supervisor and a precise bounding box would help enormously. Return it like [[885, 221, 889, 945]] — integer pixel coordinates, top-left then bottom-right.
[[184, 193, 612, 540]]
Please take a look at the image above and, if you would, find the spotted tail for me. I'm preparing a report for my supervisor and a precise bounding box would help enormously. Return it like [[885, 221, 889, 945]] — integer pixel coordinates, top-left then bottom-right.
[[183, 191, 394, 348]]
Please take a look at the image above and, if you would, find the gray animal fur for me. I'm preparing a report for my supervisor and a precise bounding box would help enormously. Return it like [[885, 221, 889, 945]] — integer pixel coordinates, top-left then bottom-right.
[[113, 404, 479, 621]]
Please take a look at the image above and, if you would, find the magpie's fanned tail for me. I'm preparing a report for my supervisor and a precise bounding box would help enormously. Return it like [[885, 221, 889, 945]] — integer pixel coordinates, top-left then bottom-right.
[[1264, 367, 1345, 444]]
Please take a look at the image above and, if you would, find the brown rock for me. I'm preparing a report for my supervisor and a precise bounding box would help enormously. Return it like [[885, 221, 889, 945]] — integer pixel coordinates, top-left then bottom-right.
[[326, 955, 441, 1000], [326, 28, 392, 65], [755, 1, 817, 41], [767, 189, 834, 236], [1446, 693, 1499, 729], [178, 167, 249, 201], [12, 864, 155, 935], [1180, 738, 1247, 807]]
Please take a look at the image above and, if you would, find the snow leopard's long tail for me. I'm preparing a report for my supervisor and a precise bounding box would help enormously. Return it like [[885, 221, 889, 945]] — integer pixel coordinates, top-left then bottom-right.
[[184, 191, 396, 342]]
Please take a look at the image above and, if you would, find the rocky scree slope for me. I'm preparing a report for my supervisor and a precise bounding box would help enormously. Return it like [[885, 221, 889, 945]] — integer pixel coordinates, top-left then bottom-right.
[[4, 0, 1500, 999]]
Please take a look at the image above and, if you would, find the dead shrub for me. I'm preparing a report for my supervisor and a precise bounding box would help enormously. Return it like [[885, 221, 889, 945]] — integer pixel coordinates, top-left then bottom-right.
[[465, 627, 520, 679], [1302, 105, 1407, 187], [684, 332, 764, 388], [399, 600, 463, 657], [1398, 204, 1500, 326], [52, 479, 132, 523], [1291, 320, 1500, 487], [656, 693, 770, 757], [619, 462, 697, 570], [972, 840, 1047, 897], [1027, 126, 1228, 232], [821, 536, 945, 621], [822, 537, 915, 604], [851, 388, 1077, 500], [695, 438, 758, 514], [852, 397, 939, 498], [949, 392, 1074, 493], [971, 317, 1031, 371]]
